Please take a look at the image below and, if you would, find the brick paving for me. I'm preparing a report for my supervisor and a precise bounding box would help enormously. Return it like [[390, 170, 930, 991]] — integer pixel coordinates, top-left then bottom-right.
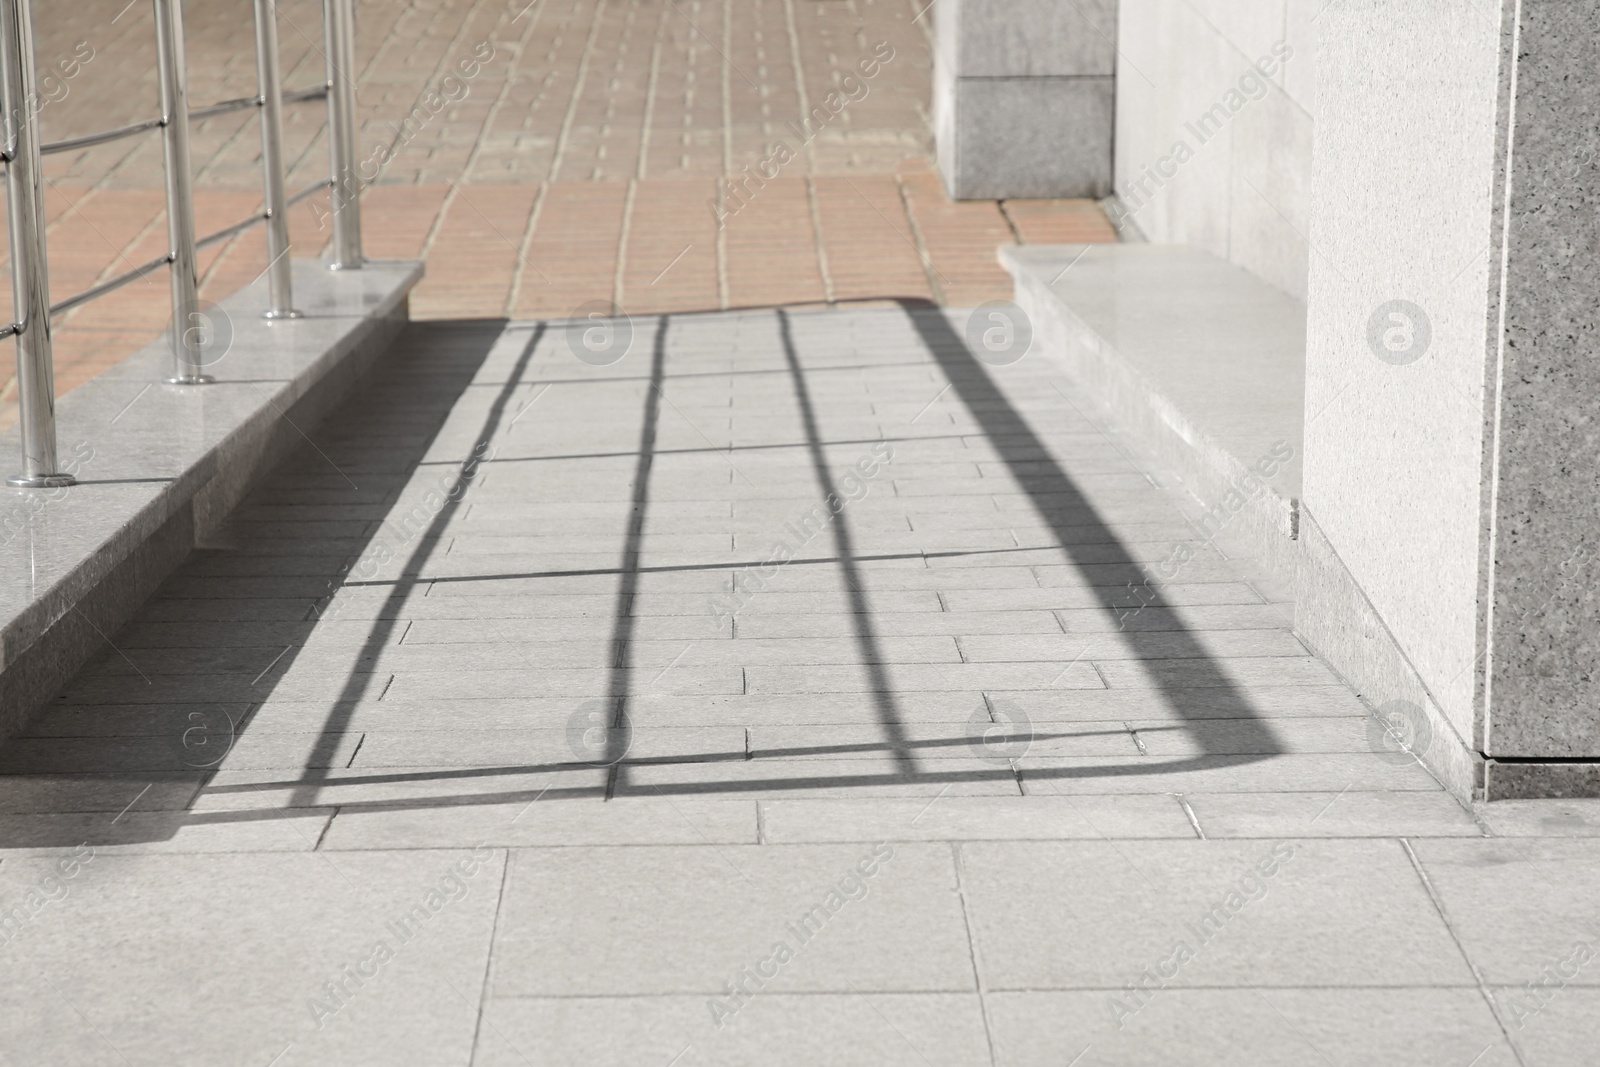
[[3, 307, 1590, 1064], [1, 0, 1114, 432]]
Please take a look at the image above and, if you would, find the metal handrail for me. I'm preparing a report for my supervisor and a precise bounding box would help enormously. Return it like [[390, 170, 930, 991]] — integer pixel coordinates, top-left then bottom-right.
[[49, 252, 172, 319], [34, 82, 327, 154], [2, 0, 364, 486], [36, 163, 333, 322], [197, 211, 267, 251], [188, 81, 328, 123], [288, 176, 335, 206], [189, 92, 265, 122], [282, 83, 331, 106], [40, 117, 164, 156]]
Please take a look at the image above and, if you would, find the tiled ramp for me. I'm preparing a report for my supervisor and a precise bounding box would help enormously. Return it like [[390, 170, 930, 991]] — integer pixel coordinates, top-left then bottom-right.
[[3, 309, 1592, 1065]]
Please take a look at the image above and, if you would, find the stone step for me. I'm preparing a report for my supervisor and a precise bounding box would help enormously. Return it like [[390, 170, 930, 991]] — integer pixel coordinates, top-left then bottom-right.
[[1001, 243, 1305, 580], [0, 260, 423, 746]]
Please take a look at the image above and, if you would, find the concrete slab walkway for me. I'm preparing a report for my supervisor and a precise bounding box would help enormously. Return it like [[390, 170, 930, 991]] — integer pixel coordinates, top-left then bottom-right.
[[3, 307, 1598, 1064]]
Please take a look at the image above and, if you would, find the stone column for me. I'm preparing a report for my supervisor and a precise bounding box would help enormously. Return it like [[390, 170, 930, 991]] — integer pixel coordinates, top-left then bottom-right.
[[1296, 0, 1600, 799], [933, 0, 1115, 199]]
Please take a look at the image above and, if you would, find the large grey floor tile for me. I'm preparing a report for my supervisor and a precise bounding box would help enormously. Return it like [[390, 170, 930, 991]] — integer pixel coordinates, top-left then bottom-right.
[[1474, 798, 1600, 837], [0, 731, 363, 774], [736, 609, 1066, 639], [0, 773, 202, 814], [53, 672, 390, 705], [88, 644, 338, 677], [1052, 603, 1291, 633], [1095, 656, 1340, 688], [759, 795, 1196, 843], [472, 993, 993, 1067], [337, 635, 967, 668], [118, 619, 400, 648], [319, 797, 756, 849], [227, 697, 756, 736], [0, 850, 505, 1066], [956, 629, 1307, 662], [645, 590, 943, 615], [1490, 987, 1600, 1065], [348, 727, 747, 768], [990, 685, 1372, 722], [489, 844, 975, 996], [749, 723, 1140, 761], [1017, 753, 1444, 794], [1410, 839, 1600, 986], [1132, 716, 1373, 755], [1185, 790, 1483, 838], [141, 597, 328, 622], [618, 757, 1024, 798], [985, 989, 1516, 1067], [384, 666, 743, 700], [192, 766, 610, 811], [624, 691, 991, 727], [24, 702, 255, 738], [0, 807, 334, 854], [746, 662, 1105, 692], [958, 839, 1476, 989], [400, 615, 729, 643]]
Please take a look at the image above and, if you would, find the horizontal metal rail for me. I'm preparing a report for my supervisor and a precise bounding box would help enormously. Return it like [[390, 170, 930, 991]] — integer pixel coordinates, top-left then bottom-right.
[[190, 175, 337, 248], [42, 175, 337, 320], [188, 92, 260, 122], [35, 82, 328, 156], [282, 83, 329, 106], [287, 175, 333, 205], [41, 116, 163, 156], [188, 86, 326, 121], [48, 251, 171, 318], [197, 210, 266, 250]]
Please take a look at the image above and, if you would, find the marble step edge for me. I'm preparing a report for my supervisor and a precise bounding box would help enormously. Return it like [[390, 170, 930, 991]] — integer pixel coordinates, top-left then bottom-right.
[[1000, 243, 1303, 584]]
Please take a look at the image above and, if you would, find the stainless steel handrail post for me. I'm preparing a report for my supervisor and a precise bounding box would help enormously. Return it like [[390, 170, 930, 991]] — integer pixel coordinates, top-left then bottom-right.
[[253, 0, 299, 317], [1, 0, 72, 487], [323, 0, 362, 269], [153, 0, 209, 384]]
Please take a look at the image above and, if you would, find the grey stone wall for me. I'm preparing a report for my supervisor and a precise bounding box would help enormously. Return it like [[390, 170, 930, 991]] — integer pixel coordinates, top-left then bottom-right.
[[1298, 2, 1499, 759], [1110, 0, 1315, 300], [1297, 0, 1600, 796], [933, 0, 1115, 199]]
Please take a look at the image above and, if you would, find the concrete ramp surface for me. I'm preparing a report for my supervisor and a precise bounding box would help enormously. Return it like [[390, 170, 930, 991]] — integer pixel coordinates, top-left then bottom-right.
[[3, 308, 1583, 1066]]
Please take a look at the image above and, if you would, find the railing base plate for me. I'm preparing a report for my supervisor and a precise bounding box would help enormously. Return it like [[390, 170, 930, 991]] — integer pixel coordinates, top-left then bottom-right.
[[6, 473, 76, 489]]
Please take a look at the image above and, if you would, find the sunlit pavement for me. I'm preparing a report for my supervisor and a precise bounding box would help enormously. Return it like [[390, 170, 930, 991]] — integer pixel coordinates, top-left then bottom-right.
[[3, 308, 1595, 1064]]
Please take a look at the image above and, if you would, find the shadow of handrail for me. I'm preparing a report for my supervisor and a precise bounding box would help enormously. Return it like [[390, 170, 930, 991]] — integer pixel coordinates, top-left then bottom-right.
[[2, 305, 1294, 845], [894, 299, 1284, 768]]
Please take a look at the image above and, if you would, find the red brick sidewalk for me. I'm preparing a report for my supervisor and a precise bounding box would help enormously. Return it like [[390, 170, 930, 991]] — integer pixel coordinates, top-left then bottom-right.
[[0, 0, 1115, 429]]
